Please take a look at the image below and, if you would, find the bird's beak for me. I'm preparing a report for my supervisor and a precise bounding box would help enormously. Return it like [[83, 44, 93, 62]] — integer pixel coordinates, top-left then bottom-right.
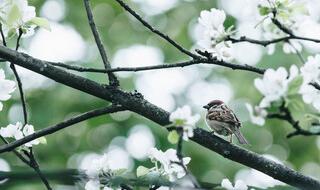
[[203, 105, 209, 109]]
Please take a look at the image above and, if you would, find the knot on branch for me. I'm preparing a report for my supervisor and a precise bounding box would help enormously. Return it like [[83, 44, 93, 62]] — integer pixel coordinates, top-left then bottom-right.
[[129, 90, 144, 99]]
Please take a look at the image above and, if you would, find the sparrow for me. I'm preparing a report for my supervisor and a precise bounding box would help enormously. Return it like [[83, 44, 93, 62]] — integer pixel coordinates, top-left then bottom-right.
[[203, 100, 249, 144]]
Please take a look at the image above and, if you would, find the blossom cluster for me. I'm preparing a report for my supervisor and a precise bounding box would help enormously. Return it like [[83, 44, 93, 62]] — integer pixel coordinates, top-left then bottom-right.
[[169, 105, 200, 141], [197, 8, 234, 61], [0, 69, 43, 148], [246, 54, 320, 126], [0, 69, 15, 111], [221, 178, 248, 190], [258, 0, 307, 55], [0, 122, 43, 147], [0, 0, 49, 37], [84, 154, 122, 190], [148, 148, 190, 182]]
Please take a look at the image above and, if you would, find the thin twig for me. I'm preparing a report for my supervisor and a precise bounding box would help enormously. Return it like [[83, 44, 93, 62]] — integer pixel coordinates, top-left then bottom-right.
[[0, 136, 29, 165], [267, 106, 320, 138], [175, 128, 200, 188], [229, 34, 320, 47], [0, 26, 52, 189], [14, 29, 53, 190], [28, 148, 52, 190], [10, 29, 28, 125], [113, 0, 199, 59], [83, 0, 119, 86], [0, 23, 7, 46], [288, 41, 305, 64], [49, 62, 106, 73], [50, 58, 265, 75], [0, 105, 125, 153], [228, 35, 290, 46]]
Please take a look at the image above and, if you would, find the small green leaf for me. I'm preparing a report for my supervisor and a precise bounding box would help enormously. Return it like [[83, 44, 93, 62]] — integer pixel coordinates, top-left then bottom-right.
[[167, 130, 179, 144], [136, 166, 150, 177], [286, 94, 304, 113], [173, 119, 185, 126], [38, 137, 47, 144], [259, 6, 271, 16], [6, 28, 16, 38], [287, 76, 303, 95], [29, 17, 50, 30]]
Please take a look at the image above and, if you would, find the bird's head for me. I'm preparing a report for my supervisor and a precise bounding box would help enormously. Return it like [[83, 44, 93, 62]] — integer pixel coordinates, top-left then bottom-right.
[[203, 100, 224, 110]]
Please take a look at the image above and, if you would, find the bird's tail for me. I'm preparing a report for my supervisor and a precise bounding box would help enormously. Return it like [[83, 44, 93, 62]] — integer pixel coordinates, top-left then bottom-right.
[[233, 128, 249, 144]]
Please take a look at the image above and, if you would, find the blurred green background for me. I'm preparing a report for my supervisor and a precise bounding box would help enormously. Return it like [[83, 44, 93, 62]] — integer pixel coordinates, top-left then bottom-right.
[[0, 0, 319, 189]]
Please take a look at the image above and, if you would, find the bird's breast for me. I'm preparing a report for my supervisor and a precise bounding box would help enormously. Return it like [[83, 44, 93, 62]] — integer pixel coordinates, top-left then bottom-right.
[[205, 119, 232, 136]]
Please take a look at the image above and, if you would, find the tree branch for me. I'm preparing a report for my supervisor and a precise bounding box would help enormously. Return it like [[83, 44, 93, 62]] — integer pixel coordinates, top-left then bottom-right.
[[0, 47, 319, 189], [113, 0, 199, 59], [0, 105, 125, 153], [49, 58, 265, 75], [10, 29, 28, 124], [267, 106, 320, 138], [0, 28, 52, 189], [0, 169, 219, 189], [83, 0, 119, 86]]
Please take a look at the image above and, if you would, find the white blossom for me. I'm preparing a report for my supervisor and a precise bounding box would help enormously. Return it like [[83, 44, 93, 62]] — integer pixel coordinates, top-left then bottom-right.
[[23, 124, 40, 147], [300, 84, 320, 111], [245, 103, 267, 126], [0, 122, 23, 140], [85, 180, 100, 190], [0, 69, 16, 111], [300, 55, 320, 83], [197, 8, 234, 61], [254, 65, 298, 107], [258, 0, 308, 25], [258, 0, 308, 54], [283, 41, 302, 54], [0, 0, 49, 37], [149, 148, 191, 182], [83, 153, 127, 190], [0, 122, 40, 147], [169, 105, 200, 140], [221, 178, 248, 190], [85, 154, 114, 178], [199, 39, 233, 61], [198, 8, 226, 39], [299, 55, 320, 111]]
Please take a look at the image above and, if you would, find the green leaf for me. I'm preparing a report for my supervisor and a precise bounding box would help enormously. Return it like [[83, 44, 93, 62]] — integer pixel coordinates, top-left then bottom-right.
[[167, 130, 179, 144], [29, 17, 51, 30], [7, 28, 16, 38], [259, 6, 271, 16], [286, 94, 304, 112], [136, 166, 150, 177], [173, 119, 185, 126], [287, 76, 303, 95]]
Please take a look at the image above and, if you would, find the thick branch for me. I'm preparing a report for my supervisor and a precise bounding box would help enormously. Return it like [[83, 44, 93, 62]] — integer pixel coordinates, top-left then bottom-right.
[[0, 105, 125, 153], [83, 0, 119, 86], [0, 47, 319, 189]]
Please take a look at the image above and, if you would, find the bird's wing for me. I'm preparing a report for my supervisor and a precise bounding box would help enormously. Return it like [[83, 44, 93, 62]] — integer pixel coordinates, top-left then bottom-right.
[[207, 105, 241, 127]]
